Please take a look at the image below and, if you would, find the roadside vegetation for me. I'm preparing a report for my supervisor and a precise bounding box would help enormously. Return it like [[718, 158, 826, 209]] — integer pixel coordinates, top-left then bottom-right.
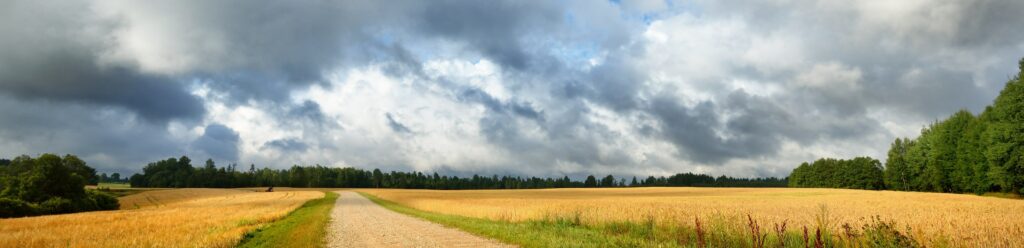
[[363, 192, 920, 248], [360, 188, 1024, 247], [238, 192, 339, 248]]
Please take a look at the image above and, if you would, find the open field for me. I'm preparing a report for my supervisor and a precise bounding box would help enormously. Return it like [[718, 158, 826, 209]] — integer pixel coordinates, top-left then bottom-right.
[[118, 188, 252, 209], [0, 189, 323, 248], [359, 187, 1024, 247]]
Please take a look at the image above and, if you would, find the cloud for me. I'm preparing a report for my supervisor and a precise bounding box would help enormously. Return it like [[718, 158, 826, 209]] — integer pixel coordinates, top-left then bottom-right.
[[0, 95, 187, 175], [385, 113, 412, 134], [0, 0, 204, 123], [262, 138, 309, 153], [1, 0, 1022, 178], [190, 123, 240, 162]]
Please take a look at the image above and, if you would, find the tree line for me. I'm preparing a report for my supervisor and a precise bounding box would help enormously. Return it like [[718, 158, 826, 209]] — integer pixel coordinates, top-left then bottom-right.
[[127, 156, 786, 189], [0, 154, 119, 218], [789, 58, 1024, 194], [788, 157, 885, 190]]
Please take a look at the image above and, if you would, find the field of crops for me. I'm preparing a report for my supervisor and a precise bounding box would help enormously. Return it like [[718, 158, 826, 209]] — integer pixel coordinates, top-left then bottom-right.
[[118, 188, 252, 209], [0, 189, 323, 248], [359, 187, 1024, 247]]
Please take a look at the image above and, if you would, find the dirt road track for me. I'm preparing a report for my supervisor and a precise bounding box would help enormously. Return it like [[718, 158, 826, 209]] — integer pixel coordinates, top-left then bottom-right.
[[325, 191, 513, 248]]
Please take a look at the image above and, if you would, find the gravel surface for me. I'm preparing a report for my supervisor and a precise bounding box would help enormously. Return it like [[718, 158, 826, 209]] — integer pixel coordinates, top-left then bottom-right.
[[325, 191, 514, 248]]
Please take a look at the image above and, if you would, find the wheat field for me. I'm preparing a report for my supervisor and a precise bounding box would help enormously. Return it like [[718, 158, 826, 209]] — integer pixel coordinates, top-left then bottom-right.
[[358, 187, 1024, 247], [118, 188, 254, 209], [0, 189, 323, 248]]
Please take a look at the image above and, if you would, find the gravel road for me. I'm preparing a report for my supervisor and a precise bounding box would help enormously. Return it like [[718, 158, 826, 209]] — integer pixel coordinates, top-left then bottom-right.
[[325, 191, 514, 248]]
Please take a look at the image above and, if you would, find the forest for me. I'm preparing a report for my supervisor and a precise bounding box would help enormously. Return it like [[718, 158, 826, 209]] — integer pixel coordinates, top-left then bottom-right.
[[0, 154, 119, 218], [790, 59, 1024, 194], [787, 157, 885, 189], [126, 156, 786, 189]]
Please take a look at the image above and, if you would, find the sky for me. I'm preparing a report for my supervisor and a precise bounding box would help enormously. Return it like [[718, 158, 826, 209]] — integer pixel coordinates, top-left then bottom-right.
[[1, 0, 1023, 178]]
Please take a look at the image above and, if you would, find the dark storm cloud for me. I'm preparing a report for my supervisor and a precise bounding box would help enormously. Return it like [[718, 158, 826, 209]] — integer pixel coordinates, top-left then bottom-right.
[[117, 0, 393, 104], [412, 1, 563, 70], [190, 123, 240, 162], [0, 0, 204, 122], [2, 0, 1023, 177], [385, 113, 412, 134], [648, 96, 731, 164], [263, 138, 309, 153], [0, 95, 186, 175], [457, 88, 544, 121], [290, 100, 329, 124], [943, 0, 1024, 48]]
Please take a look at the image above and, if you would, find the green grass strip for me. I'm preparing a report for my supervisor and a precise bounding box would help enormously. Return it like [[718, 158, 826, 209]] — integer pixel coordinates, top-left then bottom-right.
[[359, 192, 687, 248], [237, 191, 339, 248]]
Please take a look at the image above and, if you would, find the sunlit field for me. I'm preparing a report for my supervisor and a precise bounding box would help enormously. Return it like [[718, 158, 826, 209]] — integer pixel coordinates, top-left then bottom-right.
[[0, 189, 323, 248], [359, 187, 1024, 247], [118, 188, 251, 209]]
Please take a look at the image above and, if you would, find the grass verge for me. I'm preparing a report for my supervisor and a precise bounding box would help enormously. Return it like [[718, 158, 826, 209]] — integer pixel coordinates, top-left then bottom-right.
[[237, 191, 339, 248], [360, 192, 685, 247]]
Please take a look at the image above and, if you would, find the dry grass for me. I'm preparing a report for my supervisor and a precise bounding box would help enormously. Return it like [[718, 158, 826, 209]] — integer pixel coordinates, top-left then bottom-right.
[[0, 189, 323, 248], [358, 187, 1024, 247]]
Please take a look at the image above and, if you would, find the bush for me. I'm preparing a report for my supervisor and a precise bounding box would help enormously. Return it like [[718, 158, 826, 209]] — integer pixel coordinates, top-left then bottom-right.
[[0, 198, 35, 218], [88, 190, 120, 210], [862, 216, 919, 248], [0, 153, 119, 218], [38, 197, 74, 214]]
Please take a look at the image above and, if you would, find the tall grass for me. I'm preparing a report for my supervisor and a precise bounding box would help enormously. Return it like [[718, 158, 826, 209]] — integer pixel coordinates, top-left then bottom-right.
[[367, 190, 927, 247]]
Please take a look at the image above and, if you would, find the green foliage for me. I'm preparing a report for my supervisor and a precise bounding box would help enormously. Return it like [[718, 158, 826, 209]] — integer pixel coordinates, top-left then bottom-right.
[[0, 153, 118, 218], [860, 216, 919, 248], [884, 138, 913, 190], [600, 175, 616, 187], [238, 192, 338, 248], [88, 190, 120, 210], [584, 175, 598, 187], [130, 156, 785, 189], [877, 58, 1024, 194], [789, 157, 884, 190], [798, 59, 1024, 195], [0, 198, 35, 217]]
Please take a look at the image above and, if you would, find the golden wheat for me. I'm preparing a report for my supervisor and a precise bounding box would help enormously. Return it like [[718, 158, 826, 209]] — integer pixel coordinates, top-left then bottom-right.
[[0, 189, 323, 248], [358, 187, 1024, 247], [118, 188, 253, 209]]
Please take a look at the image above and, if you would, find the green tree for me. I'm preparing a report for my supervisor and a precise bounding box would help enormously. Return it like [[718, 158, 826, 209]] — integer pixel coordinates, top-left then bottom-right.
[[600, 175, 615, 187], [0, 154, 118, 217], [885, 138, 911, 190], [984, 59, 1024, 194], [584, 175, 597, 187]]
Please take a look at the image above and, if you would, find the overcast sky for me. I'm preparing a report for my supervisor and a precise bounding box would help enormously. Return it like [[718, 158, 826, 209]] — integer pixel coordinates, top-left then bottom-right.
[[1, 0, 1023, 178]]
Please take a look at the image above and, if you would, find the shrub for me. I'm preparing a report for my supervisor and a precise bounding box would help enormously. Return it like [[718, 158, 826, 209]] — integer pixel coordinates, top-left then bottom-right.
[[0, 197, 35, 218], [862, 216, 919, 248], [39, 197, 74, 214], [88, 190, 120, 210]]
